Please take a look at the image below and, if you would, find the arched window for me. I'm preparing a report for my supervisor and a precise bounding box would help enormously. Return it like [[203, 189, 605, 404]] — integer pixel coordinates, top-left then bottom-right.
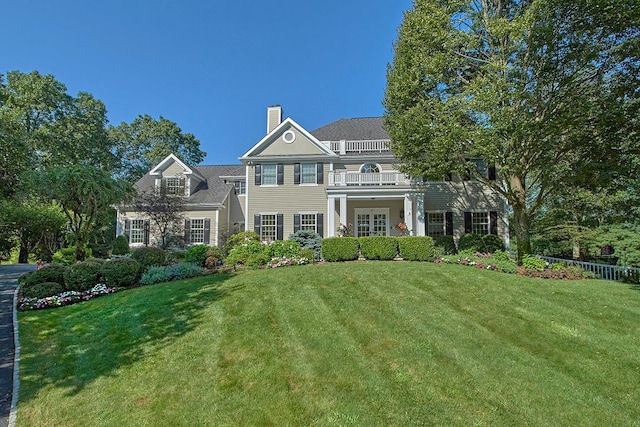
[[360, 163, 380, 173]]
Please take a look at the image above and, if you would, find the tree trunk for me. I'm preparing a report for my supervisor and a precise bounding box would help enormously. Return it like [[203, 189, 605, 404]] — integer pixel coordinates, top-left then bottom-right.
[[510, 175, 532, 264], [18, 241, 29, 264]]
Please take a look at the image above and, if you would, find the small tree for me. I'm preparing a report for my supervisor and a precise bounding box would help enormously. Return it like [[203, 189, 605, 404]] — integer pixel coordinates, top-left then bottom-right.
[[132, 183, 186, 250]]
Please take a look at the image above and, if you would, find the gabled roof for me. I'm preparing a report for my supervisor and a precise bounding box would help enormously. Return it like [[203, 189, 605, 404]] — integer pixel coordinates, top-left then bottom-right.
[[134, 164, 244, 206], [149, 153, 206, 181], [240, 117, 337, 159], [311, 117, 389, 141]]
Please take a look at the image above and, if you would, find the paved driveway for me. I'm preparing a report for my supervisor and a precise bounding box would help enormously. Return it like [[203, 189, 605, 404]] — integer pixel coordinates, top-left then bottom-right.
[[0, 264, 35, 427]]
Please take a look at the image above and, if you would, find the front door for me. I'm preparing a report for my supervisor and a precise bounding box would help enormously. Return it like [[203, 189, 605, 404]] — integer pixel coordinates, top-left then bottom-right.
[[355, 208, 389, 237]]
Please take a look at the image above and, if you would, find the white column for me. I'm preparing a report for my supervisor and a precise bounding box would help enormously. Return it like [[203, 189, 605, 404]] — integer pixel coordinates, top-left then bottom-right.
[[327, 196, 336, 237], [404, 195, 414, 235], [339, 195, 348, 227], [415, 194, 426, 236]]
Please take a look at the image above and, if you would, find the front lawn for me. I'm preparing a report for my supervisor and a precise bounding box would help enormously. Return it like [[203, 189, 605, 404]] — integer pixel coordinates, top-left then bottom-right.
[[16, 261, 640, 426]]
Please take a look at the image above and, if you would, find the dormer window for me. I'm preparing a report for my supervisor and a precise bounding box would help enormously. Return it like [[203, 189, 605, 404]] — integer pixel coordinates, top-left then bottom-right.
[[360, 163, 380, 173], [164, 177, 186, 195]]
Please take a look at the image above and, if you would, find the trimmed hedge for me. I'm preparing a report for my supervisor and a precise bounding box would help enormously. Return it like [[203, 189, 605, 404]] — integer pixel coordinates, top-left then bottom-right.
[[131, 247, 166, 271], [101, 258, 141, 287], [19, 264, 67, 287], [322, 237, 360, 262], [112, 235, 130, 255], [21, 282, 64, 299], [359, 236, 398, 260], [63, 260, 102, 292], [398, 236, 436, 261], [435, 235, 457, 255], [482, 234, 505, 253], [458, 233, 487, 252]]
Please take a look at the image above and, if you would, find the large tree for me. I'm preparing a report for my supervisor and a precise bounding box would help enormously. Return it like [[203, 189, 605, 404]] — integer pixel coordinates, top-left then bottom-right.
[[109, 114, 206, 183], [132, 184, 186, 249], [383, 0, 640, 260]]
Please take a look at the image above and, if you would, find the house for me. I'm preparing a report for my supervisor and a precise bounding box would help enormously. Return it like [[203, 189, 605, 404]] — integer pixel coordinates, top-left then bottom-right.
[[117, 105, 508, 248]]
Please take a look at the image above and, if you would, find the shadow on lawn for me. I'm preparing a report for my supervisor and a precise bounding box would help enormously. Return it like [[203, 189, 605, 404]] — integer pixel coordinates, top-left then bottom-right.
[[18, 272, 242, 400]]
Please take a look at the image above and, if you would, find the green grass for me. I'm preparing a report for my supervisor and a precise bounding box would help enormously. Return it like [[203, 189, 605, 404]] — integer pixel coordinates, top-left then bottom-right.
[[17, 262, 640, 426]]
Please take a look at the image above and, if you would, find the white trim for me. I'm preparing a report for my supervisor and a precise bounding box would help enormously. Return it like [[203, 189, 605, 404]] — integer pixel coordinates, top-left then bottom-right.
[[244, 165, 250, 231], [149, 153, 205, 181], [327, 196, 336, 237], [359, 162, 382, 173], [283, 130, 296, 143], [214, 210, 219, 247]]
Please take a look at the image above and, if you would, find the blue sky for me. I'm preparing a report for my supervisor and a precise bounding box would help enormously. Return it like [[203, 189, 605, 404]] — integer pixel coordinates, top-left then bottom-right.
[[2, 0, 414, 165]]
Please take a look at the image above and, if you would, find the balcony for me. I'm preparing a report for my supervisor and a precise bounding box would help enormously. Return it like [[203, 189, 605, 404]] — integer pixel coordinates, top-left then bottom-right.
[[325, 139, 391, 154], [328, 171, 411, 187]]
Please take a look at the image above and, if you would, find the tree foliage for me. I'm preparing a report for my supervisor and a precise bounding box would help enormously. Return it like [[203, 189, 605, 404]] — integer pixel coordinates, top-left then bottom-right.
[[384, 0, 640, 261], [132, 184, 186, 250], [109, 114, 206, 183]]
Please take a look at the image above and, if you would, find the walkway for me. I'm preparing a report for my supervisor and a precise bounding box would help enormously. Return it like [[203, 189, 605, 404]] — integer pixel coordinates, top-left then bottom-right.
[[0, 264, 35, 427]]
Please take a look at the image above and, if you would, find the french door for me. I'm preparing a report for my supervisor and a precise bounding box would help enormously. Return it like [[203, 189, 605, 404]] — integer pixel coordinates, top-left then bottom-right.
[[354, 208, 389, 237]]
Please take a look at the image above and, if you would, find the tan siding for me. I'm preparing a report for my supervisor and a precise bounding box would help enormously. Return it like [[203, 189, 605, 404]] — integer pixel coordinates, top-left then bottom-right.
[[257, 127, 326, 156], [163, 162, 187, 176]]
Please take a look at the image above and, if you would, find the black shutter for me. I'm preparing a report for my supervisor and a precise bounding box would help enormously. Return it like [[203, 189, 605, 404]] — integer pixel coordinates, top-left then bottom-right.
[[488, 165, 496, 181], [143, 220, 150, 246], [464, 212, 472, 233], [204, 218, 211, 244], [276, 214, 284, 240], [124, 220, 131, 240], [254, 214, 261, 236], [293, 214, 300, 233], [316, 162, 324, 184], [294, 163, 301, 184], [317, 213, 324, 237], [445, 212, 454, 236], [490, 211, 498, 235], [277, 163, 284, 185], [254, 164, 261, 185], [184, 219, 191, 244]]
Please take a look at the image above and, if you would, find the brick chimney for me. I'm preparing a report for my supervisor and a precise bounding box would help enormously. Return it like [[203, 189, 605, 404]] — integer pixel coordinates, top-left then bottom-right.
[[267, 105, 282, 133]]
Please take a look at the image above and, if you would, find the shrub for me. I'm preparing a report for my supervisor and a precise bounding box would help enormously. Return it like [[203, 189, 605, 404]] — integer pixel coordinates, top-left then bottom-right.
[[246, 252, 271, 269], [359, 236, 398, 260], [622, 269, 640, 284], [112, 235, 130, 255], [185, 245, 214, 267], [458, 233, 487, 252], [397, 236, 436, 261], [493, 259, 518, 274], [224, 231, 260, 254], [101, 258, 141, 287], [131, 247, 166, 271], [322, 237, 360, 262], [21, 282, 64, 299], [63, 261, 102, 292], [139, 262, 207, 285], [482, 234, 505, 253], [521, 255, 548, 271], [298, 248, 316, 262], [491, 250, 512, 262], [19, 264, 67, 287], [225, 240, 264, 267], [204, 247, 224, 269], [52, 246, 92, 265], [435, 235, 457, 255], [265, 240, 301, 259], [289, 230, 322, 259]]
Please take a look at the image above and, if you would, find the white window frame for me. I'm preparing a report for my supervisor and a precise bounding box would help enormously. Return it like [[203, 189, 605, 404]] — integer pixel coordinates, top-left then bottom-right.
[[261, 164, 277, 186], [130, 219, 146, 245], [300, 163, 318, 185], [354, 208, 389, 237], [426, 212, 446, 239], [300, 213, 318, 233], [359, 163, 381, 174], [260, 214, 277, 242], [234, 180, 246, 195], [471, 212, 490, 235], [189, 218, 206, 244]]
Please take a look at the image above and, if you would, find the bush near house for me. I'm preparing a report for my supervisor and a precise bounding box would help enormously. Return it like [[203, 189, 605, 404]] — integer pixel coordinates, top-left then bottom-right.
[[289, 230, 322, 259], [482, 234, 505, 253], [398, 236, 437, 261], [101, 258, 141, 287], [359, 236, 399, 260], [185, 245, 215, 267], [21, 282, 64, 299], [435, 235, 457, 255], [265, 240, 302, 259], [111, 235, 130, 255], [19, 264, 68, 288], [52, 246, 93, 265], [139, 263, 207, 286], [131, 247, 166, 271], [204, 247, 224, 269], [321, 237, 359, 262], [225, 240, 264, 268], [458, 233, 487, 253], [224, 231, 260, 254], [63, 260, 103, 292]]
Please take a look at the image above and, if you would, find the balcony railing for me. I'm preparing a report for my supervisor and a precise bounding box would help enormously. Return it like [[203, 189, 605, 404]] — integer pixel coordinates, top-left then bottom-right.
[[326, 139, 391, 154], [328, 171, 411, 186]]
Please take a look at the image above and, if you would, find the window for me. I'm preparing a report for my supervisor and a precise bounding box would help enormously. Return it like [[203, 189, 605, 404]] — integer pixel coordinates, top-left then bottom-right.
[[190, 219, 205, 244], [360, 163, 380, 173], [427, 213, 445, 239], [129, 219, 146, 244], [234, 180, 246, 195], [301, 163, 317, 184], [261, 164, 277, 185], [471, 212, 489, 235], [300, 214, 317, 231], [260, 214, 277, 241], [164, 177, 185, 195]]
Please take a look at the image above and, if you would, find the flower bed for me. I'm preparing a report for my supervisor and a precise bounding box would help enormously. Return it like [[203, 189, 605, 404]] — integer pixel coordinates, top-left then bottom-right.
[[18, 283, 119, 311]]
